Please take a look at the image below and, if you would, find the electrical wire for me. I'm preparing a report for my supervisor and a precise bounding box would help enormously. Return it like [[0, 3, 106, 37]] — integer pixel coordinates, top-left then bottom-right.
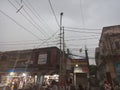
[[8, 0, 47, 38], [0, 40, 42, 43], [65, 29, 101, 34], [65, 37, 99, 41], [79, 0, 85, 25], [0, 41, 43, 45], [0, 39, 59, 45], [65, 35, 99, 38], [65, 34, 100, 39], [64, 27, 101, 31], [14, 0, 50, 37], [24, 0, 54, 32], [0, 9, 42, 40], [37, 30, 59, 48], [0, 39, 58, 44], [48, 0, 60, 27]]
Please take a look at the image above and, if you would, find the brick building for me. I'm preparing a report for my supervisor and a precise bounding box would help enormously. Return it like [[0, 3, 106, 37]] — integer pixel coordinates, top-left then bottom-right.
[[95, 25, 120, 87], [0, 47, 72, 89]]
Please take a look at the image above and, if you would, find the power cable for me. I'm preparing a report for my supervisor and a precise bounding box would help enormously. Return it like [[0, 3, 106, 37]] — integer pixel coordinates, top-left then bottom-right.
[[0, 40, 58, 44], [64, 27, 101, 31], [65, 34, 100, 39], [79, 0, 85, 25], [65, 37, 99, 41], [37, 30, 59, 48], [68, 51, 95, 59], [0, 40, 42, 43], [0, 39, 59, 45], [48, 0, 60, 27], [0, 9, 42, 40], [14, 0, 50, 37], [65, 43, 98, 47], [8, 0, 47, 38], [65, 29, 101, 34], [0, 42, 58, 46], [65, 35, 99, 38], [24, 0, 54, 32]]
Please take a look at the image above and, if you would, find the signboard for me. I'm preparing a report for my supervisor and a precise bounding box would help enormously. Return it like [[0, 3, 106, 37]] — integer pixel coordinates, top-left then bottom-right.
[[114, 62, 120, 80], [74, 67, 88, 73], [74, 67, 82, 73], [38, 54, 47, 64]]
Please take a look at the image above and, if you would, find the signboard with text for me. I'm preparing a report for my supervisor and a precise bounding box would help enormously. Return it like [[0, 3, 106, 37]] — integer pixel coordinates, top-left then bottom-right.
[[38, 54, 47, 64]]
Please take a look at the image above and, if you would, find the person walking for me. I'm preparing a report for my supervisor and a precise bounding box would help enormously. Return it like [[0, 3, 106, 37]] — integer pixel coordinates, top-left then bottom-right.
[[13, 80, 18, 90], [104, 80, 112, 90], [50, 80, 58, 90], [78, 84, 84, 90]]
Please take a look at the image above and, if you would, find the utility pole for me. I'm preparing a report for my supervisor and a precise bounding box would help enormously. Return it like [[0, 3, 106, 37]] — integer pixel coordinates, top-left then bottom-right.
[[85, 46, 89, 65], [63, 26, 67, 90], [59, 12, 63, 90], [63, 27, 65, 74], [85, 45, 90, 90]]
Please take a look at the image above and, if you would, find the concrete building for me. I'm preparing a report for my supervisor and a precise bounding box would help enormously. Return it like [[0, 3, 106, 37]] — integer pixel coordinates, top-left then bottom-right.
[[0, 47, 72, 89], [70, 59, 89, 89], [95, 25, 120, 87]]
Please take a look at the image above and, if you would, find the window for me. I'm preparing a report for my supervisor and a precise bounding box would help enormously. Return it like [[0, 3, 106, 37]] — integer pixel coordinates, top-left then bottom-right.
[[115, 41, 120, 49], [0, 54, 8, 61]]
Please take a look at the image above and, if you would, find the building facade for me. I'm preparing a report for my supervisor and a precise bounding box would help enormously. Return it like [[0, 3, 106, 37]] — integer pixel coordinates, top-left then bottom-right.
[[95, 25, 120, 87], [70, 59, 89, 89], [0, 47, 72, 89]]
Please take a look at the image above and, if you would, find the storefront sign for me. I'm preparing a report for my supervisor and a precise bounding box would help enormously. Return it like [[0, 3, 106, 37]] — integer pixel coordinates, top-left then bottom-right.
[[38, 54, 47, 64], [74, 67, 88, 73], [74, 67, 82, 73]]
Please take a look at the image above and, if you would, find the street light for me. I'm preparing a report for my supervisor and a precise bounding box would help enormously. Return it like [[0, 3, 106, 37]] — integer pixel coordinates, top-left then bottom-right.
[[75, 64, 78, 67], [22, 73, 27, 77]]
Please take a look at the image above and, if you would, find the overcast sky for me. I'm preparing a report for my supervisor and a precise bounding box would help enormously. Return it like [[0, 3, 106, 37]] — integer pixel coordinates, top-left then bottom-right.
[[0, 0, 120, 64]]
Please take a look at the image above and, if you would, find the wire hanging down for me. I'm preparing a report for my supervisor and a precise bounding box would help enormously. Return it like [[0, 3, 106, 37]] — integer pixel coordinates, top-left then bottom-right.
[[16, 5, 23, 13], [0, 9, 42, 40], [8, 0, 49, 38]]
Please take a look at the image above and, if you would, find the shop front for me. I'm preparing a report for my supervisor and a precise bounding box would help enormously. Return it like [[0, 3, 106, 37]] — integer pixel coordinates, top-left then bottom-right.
[[0, 47, 72, 90], [0, 68, 37, 90]]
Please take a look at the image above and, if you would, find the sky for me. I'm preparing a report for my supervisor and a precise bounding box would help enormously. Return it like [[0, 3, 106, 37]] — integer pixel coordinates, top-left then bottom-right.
[[0, 0, 120, 65]]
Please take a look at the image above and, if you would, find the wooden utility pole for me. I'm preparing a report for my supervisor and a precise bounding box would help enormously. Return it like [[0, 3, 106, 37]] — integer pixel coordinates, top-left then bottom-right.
[[63, 27, 67, 90], [85, 46, 90, 90], [85, 46, 89, 65], [63, 27, 65, 74], [59, 12, 63, 90]]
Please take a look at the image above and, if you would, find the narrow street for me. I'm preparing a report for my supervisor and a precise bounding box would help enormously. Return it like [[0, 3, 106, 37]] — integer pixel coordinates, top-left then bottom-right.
[[0, 0, 120, 90]]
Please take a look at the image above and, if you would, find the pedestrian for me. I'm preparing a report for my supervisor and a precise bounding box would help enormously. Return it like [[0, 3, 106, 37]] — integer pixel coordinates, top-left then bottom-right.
[[13, 80, 18, 90], [78, 84, 84, 90], [70, 85, 76, 90], [50, 80, 58, 90], [5, 86, 11, 90], [104, 80, 112, 90]]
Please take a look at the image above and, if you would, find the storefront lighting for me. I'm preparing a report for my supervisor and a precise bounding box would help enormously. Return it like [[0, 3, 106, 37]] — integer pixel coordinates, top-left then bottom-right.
[[75, 64, 78, 67], [35, 75, 37, 79], [29, 76, 32, 78], [9, 72, 15, 76], [22, 73, 27, 77], [53, 74, 59, 77]]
